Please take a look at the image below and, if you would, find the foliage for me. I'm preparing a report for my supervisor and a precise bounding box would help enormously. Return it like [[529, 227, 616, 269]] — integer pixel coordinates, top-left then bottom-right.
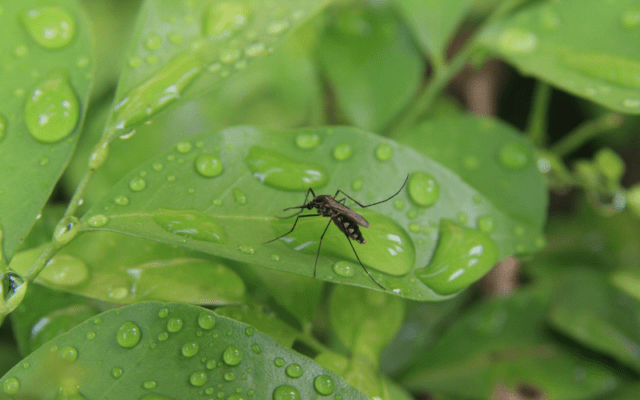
[[1, 0, 640, 398]]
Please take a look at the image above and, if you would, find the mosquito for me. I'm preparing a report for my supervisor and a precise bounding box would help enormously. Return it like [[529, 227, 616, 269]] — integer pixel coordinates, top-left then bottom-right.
[[263, 175, 409, 289]]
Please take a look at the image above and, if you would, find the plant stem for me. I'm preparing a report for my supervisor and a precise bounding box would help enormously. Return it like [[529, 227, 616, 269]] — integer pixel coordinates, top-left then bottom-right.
[[526, 81, 551, 146], [551, 113, 624, 157]]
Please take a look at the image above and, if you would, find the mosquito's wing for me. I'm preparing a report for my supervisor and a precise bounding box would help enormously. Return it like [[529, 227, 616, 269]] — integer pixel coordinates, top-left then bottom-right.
[[326, 197, 369, 228]]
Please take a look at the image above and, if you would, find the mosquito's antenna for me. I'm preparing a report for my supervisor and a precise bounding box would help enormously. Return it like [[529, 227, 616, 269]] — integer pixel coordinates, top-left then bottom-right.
[[372, 174, 409, 206]]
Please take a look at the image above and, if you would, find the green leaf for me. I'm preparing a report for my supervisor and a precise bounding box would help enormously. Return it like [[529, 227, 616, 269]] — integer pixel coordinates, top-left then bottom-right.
[[401, 287, 621, 399], [9, 232, 245, 305], [329, 285, 404, 364], [548, 269, 640, 374], [315, 350, 386, 399], [0, 301, 369, 399], [317, 4, 422, 131], [215, 306, 299, 348], [394, 0, 473, 63], [396, 115, 548, 257], [0, 0, 94, 259], [479, 0, 640, 114], [81, 126, 542, 299], [103, 0, 331, 138]]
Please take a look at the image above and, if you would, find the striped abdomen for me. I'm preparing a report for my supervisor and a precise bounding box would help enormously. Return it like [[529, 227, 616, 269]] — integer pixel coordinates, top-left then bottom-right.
[[332, 216, 366, 244]]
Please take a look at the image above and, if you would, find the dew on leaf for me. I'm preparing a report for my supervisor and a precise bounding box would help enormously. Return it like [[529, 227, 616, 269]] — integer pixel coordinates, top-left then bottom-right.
[[295, 132, 320, 149], [14, 44, 29, 57], [623, 98, 640, 109], [176, 141, 192, 153], [233, 188, 247, 205], [333, 261, 356, 277], [129, 177, 147, 191], [238, 245, 254, 255], [497, 28, 538, 53], [313, 375, 335, 395], [195, 153, 224, 177], [251, 344, 261, 354], [21, 7, 76, 49], [2, 377, 20, 394], [182, 342, 199, 357], [144, 33, 162, 50], [0, 115, 6, 141], [203, 2, 250, 37], [285, 364, 303, 378], [374, 143, 394, 161], [408, 222, 420, 233], [224, 372, 235, 381], [86, 331, 96, 340], [158, 332, 169, 341], [87, 214, 109, 227], [168, 31, 183, 44], [499, 142, 530, 169], [58, 345, 78, 361], [198, 312, 216, 329], [274, 357, 285, 367], [223, 345, 243, 366], [394, 199, 405, 210], [622, 8, 640, 28], [245, 147, 328, 191], [189, 371, 207, 387], [167, 317, 184, 332], [457, 212, 468, 224], [158, 308, 169, 318], [40, 254, 89, 286], [270, 254, 280, 262], [351, 177, 363, 191], [220, 49, 242, 64], [153, 209, 227, 244], [117, 321, 142, 348], [408, 172, 439, 207], [128, 56, 142, 68], [245, 327, 254, 337], [245, 42, 265, 57], [25, 71, 79, 143], [332, 143, 353, 161], [108, 286, 129, 300], [267, 20, 290, 35], [142, 381, 157, 389], [477, 215, 496, 233], [53, 216, 80, 246], [272, 385, 300, 400]]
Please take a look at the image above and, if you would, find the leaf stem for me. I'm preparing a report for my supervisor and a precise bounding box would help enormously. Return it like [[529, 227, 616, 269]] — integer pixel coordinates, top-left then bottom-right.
[[551, 113, 624, 157], [526, 81, 551, 146]]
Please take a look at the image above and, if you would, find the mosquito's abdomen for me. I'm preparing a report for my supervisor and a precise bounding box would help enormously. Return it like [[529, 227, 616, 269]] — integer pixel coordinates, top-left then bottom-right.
[[332, 216, 365, 244]]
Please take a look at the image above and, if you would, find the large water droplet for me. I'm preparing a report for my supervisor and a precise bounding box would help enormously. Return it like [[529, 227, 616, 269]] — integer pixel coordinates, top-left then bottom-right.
[[203, 2, 250, 37], [245, 147, 328, 191], [498, 28, 538, 54], [40, 254, 89, 287], [153, 209, 227, 244], [285, 364, 303, 378], [272, 385, 300, 400], [333, 261, 356, 277], [195, 153, 224, 177], [415, 220, 499, 295], [314, 375, 335, 395], [111, 53, 203, 133], [295, 132, 320, 149], [25, 71, 79, 143], [53, 216, 80, 246], [198, 312, 216, 329], [189, 371, 207, 387], [375, 143, 394, 161], [223, 345, 243, 365], [87, 214, 109, 228], [182, 341, 199, 357], [499, 142, 530, 169], [117, 321, 142, 348], [276, 210, 415, 276], [167, 317, 183, 332], [21, 7, 76, 49], [2, 377, 19, 394], [332, 143, 353, 161], [408, 172, 439, 207]]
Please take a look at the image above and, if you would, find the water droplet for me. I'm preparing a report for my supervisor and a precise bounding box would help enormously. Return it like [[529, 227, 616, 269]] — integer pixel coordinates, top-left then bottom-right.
[[499, 142, 530, 169], [245, 42, 265, 57], [107, 286, 129, 300], [393, 199, 405, 210], [351, 178, 363, 191], [182, 341, 199, 357], [408, 172, 439, 207], [87, 214, 109, 228], [198, 312, 216, 329], [143, 381, 157, 389], [112, 195, 129, 207], [2, 377, 19, 394], [285, 364, 303, 378], [227, 394, 244, 400], [220, 49, 242, 64], [58, 345, 78, 361], [53, 216, 80, 245], [153, 209, 227, 244], [158, 332, 169, 341], [245, 327, 254, 336], [129, 177, 146, 191], [176, 141, 192, 153], [25, 71, 79, 143], [415, 220, 499, 295], [514, 225, 525, 236], [408, 222, 421, 233], [375, 143, 394, 161], [477, 215, 495, 233], [167, 317, 183, 332], [273, 385, 300, 400], [86, 331, 96, 340], [498, 28, 538, 53], [295, 132, 321, 149], [0, 115, 6, 141], [313, 375, 335, 395], [117, 321, 142, 348], [111, 367, 123, 379], [40, 254, 89, 286], [110, 53, 203, 133], [168, 31, 183, 44], [622, 9, 640, 28], [167, 175, 176, 182], [246, 147, 328, 191], [267, 20, 290, 35], [333, 261, 356, 277], [195, 153, 224, 177], [270, 254, 280, 262], [223, 345, 243, 365], [203, 2, 250, 37], [21, 7, 76, 49], [206, 360, 216, 369], [332, 143, 353, 161], [274, 357, 286, 367], [158, 308, 169, 318], [251, 344, 261, 354], [623, 98, 640, 109], [189, 371, 207, 387], [238, 245, 255, 255], [233, 188, 247, 205], [457, 212, 468, 224], [224, 371, 236, 381], [144, 33, 162, 50]]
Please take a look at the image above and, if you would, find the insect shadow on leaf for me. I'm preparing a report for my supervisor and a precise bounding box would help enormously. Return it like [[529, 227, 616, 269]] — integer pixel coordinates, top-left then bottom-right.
[[263, 175, 409, 290]]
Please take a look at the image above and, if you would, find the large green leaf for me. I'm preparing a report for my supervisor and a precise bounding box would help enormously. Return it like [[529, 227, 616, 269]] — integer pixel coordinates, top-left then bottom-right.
[[479, 0, 640, 114], [0, 302, 369, 399], [401, 287, 620, 399], [81, 126, 544, 299], [0, 0, 94, 259], [102, 0, 331, 139]]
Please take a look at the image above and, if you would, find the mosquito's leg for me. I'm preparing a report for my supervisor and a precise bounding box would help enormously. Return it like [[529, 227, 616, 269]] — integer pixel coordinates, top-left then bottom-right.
[[263, 214, 321, 244], [282, 188, 314, 213], [339, 220, 386, 290], [336, 174, 409, 208], [313, 219, 333, 278]]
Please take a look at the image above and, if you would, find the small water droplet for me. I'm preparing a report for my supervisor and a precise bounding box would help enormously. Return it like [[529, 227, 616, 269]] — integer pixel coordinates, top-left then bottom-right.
[[25, 71, 79, 143], [273, 385, 300, 400], [117, 321, 141, 348], [86, 331, 96, 340], [622, 9, 640, 28], [107, 286, 129, 300], [274, 357, 286, 367], [167, 317, 184, 332], [151, 162, 164, 172], [203, 2, 250, 37], [176, 141, 192, 153], [111, 367, 123, 379], [158, 332, 169, 341], [245, 147, 328, 191], [237, 245, 255, 255], [168, 31, 183, 44], [332, 143, 353, 161], [129, 177, 147, 191], [58, 345, 78, 361], [167, 175, 176, 182], [158, 308, 169, 318], [295, 132, 321, 149], [499, 142, 530, 169], [198, 312, 216, 329], [144, 33, 162, 50], [2, 377, 20, 394], [231, 188, 247, 205], [285, 364, 303, 378], [87, 214, 109, 228], [408, 222, 421, 233], [333, 261, 356, 277], [539, 6, 561, 30], [457, 212, 468, 224], [408, 172, 439, 207], [190, 371, 207, 387], [114, 195, 130, 206], [477, 215, 495, 233], [39, 155, 50, 166], [270, 254, 280, 262], [375, 143, 394, 161], [153, 209, 227, 244], [128, 56, 142, 68], [267, 20, 290, 35], [206, 360, 216, 369], [245, 42, 265, 57], [245, 327, 254, 336], [498, 28, 538, 53], [143, 381, 157, 389], [195, 153, 224, 177], [224, 371, 236, 381], [40, 254, 89, 286], [251, 344, 261, 354], [21, 7, 76, 49], [351, 177, 363, 191], [182, 341, 199, 357], [53, 216, 80, 245], [146, 54, 159, 64], [313, 375, 335, 395], [223, 345, 243, 366]]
